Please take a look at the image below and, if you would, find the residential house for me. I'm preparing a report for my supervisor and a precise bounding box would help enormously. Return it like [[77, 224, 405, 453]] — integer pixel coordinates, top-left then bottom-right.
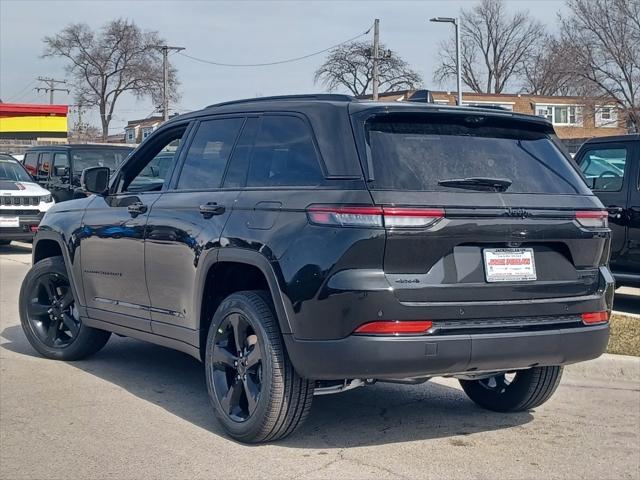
[[124, 116, 164, 144]]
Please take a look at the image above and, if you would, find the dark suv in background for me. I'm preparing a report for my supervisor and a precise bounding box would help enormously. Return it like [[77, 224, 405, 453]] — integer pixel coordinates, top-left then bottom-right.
[[575, 134, 639, 286], [23, 144, 133, 202], [20, 95, 613, 443]]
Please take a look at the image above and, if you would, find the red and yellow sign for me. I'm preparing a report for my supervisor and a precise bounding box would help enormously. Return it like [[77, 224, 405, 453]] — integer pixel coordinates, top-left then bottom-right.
[[0, 103, 68, 139]]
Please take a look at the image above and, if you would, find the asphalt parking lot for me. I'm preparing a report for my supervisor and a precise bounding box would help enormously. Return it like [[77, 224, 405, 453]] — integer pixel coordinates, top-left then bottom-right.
[[1, 242, 639, 480]]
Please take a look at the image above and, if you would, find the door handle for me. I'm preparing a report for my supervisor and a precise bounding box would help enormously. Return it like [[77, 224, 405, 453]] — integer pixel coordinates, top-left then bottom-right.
[[607, 206, 624, 219], [199, 202, 225, 218], [127, 202, 148, 216]]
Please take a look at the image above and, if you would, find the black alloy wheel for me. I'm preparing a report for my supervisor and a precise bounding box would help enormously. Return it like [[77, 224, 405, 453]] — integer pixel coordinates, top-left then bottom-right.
[[205, 291, 314, 443], [211, 312, 263, 422], [476, 372, 517, 394], [459, 366, 564, 412], [26, 272, 79, 348], [19, 256, 111, 360]]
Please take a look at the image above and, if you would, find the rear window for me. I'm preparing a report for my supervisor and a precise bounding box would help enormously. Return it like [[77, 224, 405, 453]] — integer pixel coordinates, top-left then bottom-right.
[[365, 114, 590, 194]]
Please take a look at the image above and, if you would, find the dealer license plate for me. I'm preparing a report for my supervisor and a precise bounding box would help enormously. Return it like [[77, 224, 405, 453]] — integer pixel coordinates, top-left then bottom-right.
[[483, 248, 537, 282], [0, 216, 20, 228]]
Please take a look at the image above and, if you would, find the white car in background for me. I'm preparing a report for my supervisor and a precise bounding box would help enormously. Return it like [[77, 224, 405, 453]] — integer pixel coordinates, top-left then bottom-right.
[[0, 155, 55, 245]]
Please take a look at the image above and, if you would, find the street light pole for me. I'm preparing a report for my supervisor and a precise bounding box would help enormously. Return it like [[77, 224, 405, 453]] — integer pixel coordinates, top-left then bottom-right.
[[430, 17, 463, 106], [454, 18, 462, 107]]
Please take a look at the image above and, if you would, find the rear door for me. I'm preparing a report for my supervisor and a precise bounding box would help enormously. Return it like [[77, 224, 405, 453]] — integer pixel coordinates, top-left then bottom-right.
[[145, 116, 244, 334], [357, 110, 607, 303], [576, 142, 631, 261]]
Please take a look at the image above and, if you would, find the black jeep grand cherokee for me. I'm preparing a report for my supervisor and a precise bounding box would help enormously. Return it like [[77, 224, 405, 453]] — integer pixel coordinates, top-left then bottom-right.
[[19, 95, 613, 443]]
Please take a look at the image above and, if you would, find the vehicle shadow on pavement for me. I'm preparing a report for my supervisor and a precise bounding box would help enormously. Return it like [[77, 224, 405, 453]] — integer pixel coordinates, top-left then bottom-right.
[[613, 292, 640, 315], [1, 326, 533, 447], [0, 243, 32, 255]]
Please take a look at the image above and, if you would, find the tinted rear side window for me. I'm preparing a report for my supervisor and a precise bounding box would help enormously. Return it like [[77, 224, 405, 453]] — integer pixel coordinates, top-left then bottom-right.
[[223, 118, 259, 189], [177, 118, 244, 190], [246, 116, 324, 187], [365, 113, 590, 194], [23, 152, 38, 175]]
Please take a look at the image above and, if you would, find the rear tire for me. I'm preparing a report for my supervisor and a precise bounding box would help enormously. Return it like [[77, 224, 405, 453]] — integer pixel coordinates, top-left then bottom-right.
[[0, 240, 11, 246], [19, 256, 111, 360], [459, 366, 563, 412], [205, 290, 313, 443]]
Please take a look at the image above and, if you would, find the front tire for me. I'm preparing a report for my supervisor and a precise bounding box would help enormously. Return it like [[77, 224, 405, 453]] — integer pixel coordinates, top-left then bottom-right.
[[205, 290, 313, 443], [19, 256, 111, 360], [459, 366, 563, 412]]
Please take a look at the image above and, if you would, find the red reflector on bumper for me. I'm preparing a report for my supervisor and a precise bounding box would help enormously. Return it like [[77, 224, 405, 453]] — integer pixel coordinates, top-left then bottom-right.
[[581, 311, 609, 325], [354, 320, 433, 335], [29, 225, 39, 232]]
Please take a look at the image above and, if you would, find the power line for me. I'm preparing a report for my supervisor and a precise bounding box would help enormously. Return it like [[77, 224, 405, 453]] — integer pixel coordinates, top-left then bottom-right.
[[177, 24, 373, 67], [4, 79, 38, 102], [35, 77, 70, 104]]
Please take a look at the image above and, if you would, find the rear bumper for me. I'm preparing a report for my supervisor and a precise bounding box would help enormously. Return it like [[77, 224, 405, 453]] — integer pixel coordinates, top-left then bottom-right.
[[284, 324, 610, 380]]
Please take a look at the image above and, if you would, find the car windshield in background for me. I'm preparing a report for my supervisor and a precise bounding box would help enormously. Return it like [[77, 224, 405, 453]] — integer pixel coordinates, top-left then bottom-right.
[[139, 152, 175, 180], [0, 159, 33, 183], [127, 146, 179, 192], [71, 148, 131, 174], [365, 114, 591, 195]]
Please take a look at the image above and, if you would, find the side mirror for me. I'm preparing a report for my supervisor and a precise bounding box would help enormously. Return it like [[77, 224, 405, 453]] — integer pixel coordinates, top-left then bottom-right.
[[54, 166, 69, 177], [81, 166, 110, 194]]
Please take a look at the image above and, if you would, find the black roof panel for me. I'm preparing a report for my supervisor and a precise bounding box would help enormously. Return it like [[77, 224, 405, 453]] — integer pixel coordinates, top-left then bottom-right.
[[582, 134, 639, 144]]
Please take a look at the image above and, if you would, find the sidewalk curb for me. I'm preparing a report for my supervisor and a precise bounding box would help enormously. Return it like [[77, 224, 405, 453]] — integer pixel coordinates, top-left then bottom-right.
[[612, 311, 640, 321], [565, 353, 640, 382]]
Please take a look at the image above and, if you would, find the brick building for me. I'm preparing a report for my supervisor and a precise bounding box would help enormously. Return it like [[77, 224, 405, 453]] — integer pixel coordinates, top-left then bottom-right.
[[373, 90, 628, 153]]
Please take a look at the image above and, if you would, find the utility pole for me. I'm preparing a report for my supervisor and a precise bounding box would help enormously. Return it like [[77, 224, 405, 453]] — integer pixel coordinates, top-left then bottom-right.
[[372, 19, 380, 101], [154, 45, 185, 121], [35, 77, 70, 104]]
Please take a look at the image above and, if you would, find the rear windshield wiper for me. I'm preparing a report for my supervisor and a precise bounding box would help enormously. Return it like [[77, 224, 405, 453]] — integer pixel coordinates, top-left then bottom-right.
[[437, 177, 512, 192]]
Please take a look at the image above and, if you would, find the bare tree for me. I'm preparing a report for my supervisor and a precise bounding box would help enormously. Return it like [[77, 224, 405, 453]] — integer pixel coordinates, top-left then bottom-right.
[[68, 124, 102, 143], [520, 37, 577, 96], [314, 41, 422, 96], [434, 0, 545, 94], [43, 19, 179, 140], [557, 0, 640, 131]]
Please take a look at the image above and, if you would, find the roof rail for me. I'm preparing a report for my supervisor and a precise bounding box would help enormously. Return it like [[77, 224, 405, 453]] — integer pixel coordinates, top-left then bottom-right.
[[207, 94, 355, 109]]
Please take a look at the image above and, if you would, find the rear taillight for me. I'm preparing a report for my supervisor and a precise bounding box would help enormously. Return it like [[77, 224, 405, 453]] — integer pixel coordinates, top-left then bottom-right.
[[307, 205, 444, 228], [307, 206, 383, 227], [581, 311, 609, 325], [383, 207, 445, 228], [576, 211, 608, 229], [354, 320, 433, 335]]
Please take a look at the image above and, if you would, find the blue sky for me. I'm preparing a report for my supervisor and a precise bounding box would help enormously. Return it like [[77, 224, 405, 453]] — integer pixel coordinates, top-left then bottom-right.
[[0, 0, 568, 133]]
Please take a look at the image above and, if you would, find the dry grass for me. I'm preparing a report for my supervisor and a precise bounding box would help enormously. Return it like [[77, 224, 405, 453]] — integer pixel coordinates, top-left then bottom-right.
[[607, 314, 640, 357]]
